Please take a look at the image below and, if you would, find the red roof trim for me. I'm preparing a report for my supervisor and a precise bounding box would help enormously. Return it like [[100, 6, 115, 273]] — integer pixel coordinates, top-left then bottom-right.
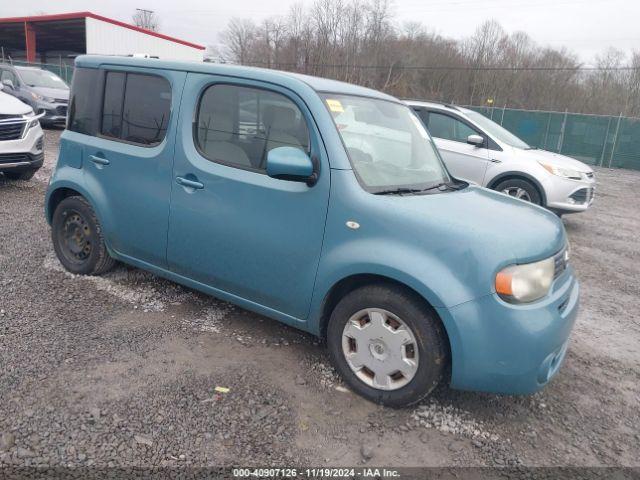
[[0, 11, 206, 50]]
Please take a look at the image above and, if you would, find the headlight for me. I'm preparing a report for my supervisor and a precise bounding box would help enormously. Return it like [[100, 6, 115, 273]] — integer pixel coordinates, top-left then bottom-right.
[[25, 112, 43, 130], [30, 92, 55, 103], [495, 257, 555, 303], [539, 162, 583, 180]]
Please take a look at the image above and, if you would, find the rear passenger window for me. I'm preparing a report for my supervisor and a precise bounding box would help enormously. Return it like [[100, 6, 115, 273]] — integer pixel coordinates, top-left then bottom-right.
[[195, 84, 310, 172], [68, 67, 101, 135], [100, 72, 171, 146]]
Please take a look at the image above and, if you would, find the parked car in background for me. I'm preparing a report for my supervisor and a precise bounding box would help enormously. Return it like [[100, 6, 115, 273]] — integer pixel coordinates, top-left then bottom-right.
[[46, 56, 579, 406], [0, 64, 69, 127], [0, 84, 44, 181], [407, 101, 596, 215]]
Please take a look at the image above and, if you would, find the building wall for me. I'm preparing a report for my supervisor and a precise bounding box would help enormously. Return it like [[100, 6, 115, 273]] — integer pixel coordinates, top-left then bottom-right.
[[85, 17, 204, 62]]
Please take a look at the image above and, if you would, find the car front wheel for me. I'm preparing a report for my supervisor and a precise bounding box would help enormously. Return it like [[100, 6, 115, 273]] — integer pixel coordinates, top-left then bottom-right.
[[494, 178, 542, 205], [327, 284, 447, 407]]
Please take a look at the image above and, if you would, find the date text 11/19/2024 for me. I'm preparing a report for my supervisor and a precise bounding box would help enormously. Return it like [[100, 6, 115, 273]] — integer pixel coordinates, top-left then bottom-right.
[[232, 468, 401, 478]]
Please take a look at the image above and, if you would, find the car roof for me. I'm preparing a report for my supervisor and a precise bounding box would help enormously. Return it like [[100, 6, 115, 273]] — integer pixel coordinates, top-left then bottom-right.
[[75, 55, 399, 102]]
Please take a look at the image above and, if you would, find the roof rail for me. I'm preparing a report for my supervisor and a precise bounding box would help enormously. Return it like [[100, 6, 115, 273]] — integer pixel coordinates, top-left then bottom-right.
[[400, 98, 460, 110]]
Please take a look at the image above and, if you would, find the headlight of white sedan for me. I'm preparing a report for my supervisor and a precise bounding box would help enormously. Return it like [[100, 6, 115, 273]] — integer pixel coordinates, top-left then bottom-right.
[[539, 162, 583, 180], [496, 257, 555, 303]]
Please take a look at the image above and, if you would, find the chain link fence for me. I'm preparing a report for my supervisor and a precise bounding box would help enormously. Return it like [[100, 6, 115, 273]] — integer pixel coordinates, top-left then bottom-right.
[[469, 106, 640, 170]]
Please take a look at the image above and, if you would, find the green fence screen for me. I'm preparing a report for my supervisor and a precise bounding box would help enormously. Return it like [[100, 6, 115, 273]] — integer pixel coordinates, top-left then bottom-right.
[[469, 106, 640, 170]]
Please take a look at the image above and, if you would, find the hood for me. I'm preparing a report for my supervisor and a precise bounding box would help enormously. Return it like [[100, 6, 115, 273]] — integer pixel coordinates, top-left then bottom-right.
[[31, 86, 69, 102], [0, 91, 33, 116], [513, 147, 593, 173], [385, 185, 566, 264]]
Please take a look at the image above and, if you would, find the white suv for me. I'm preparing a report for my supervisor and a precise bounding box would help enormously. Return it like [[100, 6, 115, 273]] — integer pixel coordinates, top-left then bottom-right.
[[407, 101, 596, 215], [0, 85, 44, 181]]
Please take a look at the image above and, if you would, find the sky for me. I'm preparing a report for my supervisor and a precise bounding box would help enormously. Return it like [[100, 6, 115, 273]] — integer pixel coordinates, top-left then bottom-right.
[[1, 0, 638, 62]]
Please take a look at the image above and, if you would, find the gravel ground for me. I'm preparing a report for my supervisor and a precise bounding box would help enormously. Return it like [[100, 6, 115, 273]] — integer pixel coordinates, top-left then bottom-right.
[[0, 129, 638, 469]]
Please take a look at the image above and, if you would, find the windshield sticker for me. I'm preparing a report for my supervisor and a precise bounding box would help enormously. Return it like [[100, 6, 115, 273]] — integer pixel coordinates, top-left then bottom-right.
[[326, 99, 344, 113]]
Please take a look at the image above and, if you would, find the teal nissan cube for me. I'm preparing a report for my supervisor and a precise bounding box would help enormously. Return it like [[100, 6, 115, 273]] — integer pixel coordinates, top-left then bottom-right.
[[46, 56, 579, 407]]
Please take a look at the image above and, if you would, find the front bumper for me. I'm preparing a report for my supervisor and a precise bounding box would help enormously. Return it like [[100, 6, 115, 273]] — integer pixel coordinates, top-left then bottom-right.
[[0, 122, 45, 173], [437, 266, 579, 395], [542, 174, 596, 213], [37, 102, 68, 126]]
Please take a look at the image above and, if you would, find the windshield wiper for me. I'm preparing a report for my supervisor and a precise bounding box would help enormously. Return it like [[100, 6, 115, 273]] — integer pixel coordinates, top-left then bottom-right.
[[373, 187, 425, 195], [421, 181, 466, 192], [442, 180, 468, 191], [374, 181, 465, 195]]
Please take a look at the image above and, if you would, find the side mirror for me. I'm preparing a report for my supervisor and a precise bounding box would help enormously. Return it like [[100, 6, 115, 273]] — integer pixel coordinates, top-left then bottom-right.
[[467, 134, 484, 147], [266, 146, 316, 185], [1, 78, 15, 90]]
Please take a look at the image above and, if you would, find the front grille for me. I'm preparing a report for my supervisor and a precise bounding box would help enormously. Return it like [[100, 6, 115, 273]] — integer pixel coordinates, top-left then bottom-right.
[[56, 105, 67, 116], [0, 121, 25, 140], [0, 152, 30, 164], [54, 98, 68, 104], [570, 188, 593, 204], [553, 247, 568, 279]]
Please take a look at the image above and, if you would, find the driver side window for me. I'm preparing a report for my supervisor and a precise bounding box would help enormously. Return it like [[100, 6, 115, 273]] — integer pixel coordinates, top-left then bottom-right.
[[428, 112, 479, 144]]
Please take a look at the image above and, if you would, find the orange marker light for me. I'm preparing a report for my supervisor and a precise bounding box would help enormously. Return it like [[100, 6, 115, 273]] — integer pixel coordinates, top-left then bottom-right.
[[495, 272, 513, 296]]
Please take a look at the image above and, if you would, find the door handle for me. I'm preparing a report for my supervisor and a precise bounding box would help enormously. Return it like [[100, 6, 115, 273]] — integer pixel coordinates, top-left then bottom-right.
[[175, 176, 204, 190], [89, 155, 110, 166]]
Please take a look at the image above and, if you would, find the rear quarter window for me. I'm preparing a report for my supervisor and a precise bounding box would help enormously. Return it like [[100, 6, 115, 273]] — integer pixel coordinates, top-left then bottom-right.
[[68, 68, 101, 135]]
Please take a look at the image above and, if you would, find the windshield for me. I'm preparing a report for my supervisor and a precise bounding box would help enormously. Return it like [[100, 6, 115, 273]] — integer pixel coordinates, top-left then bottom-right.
[[17, 68, 68, 89], [464, 110, 530, 149], [322, 94, 451, 191]]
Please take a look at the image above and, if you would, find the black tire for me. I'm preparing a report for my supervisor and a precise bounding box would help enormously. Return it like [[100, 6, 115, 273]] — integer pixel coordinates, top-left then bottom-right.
[[52, 196, 116, 275], [494, 178, 542, 205], [327, 283, 447, 408], [4, 169, 37, 181]]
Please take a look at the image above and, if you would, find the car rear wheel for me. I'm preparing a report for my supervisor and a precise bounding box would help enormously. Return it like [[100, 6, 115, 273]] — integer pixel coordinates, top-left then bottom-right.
[[327, 284, 447, 407], [4, 169, 37, 181], [52, 196, 116, 275], [494, 178, 542, 205]]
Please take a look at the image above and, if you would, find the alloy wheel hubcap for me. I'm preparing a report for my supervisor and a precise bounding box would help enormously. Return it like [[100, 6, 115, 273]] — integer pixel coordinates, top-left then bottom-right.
[[502, 187, 531, 202], [341, 308, 419, 391]]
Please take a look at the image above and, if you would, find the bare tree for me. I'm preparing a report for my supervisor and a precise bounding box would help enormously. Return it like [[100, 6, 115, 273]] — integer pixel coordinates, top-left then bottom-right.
[[217, 0, 640, 116], [221, 18, 257, 65]]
